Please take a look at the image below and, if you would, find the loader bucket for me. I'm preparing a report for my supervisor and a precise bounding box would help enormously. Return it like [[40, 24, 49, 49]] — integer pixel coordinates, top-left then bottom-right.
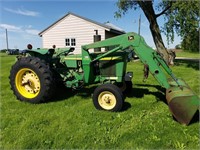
[[166, 78, 200, 125]]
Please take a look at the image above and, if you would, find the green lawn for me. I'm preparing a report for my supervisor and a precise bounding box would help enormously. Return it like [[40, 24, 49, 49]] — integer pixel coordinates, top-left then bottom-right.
[[0, 53, 199, 149], [175, 50, 200, 58]]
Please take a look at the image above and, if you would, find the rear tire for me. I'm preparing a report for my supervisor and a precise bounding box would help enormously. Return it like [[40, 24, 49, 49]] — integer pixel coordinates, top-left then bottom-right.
[[93, 83, 124, 112], [9, 57, 54, 103]]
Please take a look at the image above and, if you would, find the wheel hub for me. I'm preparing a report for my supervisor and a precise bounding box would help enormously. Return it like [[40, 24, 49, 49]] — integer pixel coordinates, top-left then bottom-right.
[[15, 68, 41, 98], [102, 95, 111, 103], [22, 71, 40, 94], [98, 91, 117, 110]]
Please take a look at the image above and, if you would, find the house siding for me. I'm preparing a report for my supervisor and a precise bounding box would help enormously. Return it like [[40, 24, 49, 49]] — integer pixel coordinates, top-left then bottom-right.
[[41, 14, 107, 54]]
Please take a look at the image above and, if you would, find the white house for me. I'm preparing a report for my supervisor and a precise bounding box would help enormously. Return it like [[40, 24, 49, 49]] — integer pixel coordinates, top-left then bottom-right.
[[39, 12, 125, 54]]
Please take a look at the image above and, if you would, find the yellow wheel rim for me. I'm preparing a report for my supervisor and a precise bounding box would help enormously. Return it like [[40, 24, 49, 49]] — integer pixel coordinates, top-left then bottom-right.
[[98, 91, 116, 110], [15, 68, 41, 99]]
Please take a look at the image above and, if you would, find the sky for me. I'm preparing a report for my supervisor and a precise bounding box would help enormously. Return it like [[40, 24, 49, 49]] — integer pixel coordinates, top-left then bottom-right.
[[0, 0, 181, 50]]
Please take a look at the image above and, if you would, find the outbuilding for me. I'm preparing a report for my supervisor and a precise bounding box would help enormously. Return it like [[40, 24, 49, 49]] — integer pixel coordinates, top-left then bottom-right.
[[39, 12, 125, 54]]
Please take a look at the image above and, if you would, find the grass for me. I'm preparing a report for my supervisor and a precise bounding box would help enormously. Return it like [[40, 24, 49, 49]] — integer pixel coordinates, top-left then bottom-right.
[[0, 52, 199, 149], [175, 50, 200, 58]]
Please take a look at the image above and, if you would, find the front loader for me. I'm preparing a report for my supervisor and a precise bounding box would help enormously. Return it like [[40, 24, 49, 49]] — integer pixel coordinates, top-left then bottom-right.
[[9, 32, 199, 125]]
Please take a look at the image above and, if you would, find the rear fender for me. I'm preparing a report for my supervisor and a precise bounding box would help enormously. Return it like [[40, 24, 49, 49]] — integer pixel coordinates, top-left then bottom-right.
[[25, 49, 54, 57]]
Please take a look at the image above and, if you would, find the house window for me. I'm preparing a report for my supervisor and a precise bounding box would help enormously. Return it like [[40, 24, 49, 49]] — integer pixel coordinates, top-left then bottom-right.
[[71, 38, 76, 46], [65, 38, 70, 46], [65, 38, 76, 47]]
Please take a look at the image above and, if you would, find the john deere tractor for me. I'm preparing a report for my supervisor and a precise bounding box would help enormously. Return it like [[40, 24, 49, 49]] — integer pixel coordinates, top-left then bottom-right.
[[9, 32, 199, 125]]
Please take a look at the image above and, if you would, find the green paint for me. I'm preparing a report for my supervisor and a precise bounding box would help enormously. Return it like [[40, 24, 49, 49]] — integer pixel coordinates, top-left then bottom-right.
[[24, 32, 199, 125]]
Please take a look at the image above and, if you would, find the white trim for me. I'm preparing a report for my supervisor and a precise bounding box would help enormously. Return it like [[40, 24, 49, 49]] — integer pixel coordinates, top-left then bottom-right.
[[65, 37, 76, 47]]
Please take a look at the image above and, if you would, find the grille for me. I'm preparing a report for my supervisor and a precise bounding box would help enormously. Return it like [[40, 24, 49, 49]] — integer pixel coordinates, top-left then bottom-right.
[[99, 60, 116, 76]]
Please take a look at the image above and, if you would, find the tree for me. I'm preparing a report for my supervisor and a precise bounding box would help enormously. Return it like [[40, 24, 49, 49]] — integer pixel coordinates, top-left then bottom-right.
[[163, 1, 199, 44], [181, 29, 199, 52], [115, 0, 199, 63], [163, 1, 199, 53]]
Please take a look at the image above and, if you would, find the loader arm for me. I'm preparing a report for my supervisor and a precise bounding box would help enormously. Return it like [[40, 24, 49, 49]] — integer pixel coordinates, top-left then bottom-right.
[[82, 32, 199, 125], [82, 32, 175, 89]]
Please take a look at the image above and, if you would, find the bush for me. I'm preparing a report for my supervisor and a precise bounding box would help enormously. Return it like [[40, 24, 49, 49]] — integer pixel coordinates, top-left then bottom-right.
[[0, 49, 7, 53], [175, 44, 181, 49]]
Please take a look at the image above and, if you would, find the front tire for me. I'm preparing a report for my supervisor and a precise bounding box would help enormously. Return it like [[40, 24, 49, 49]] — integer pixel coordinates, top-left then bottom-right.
[[92, 83, 124, 112], [9, 57, 54, 103]]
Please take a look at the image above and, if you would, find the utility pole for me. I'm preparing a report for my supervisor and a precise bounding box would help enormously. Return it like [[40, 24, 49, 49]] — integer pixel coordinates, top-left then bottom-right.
[[6, 29, 9, 50], [138, 15, 141, 35]]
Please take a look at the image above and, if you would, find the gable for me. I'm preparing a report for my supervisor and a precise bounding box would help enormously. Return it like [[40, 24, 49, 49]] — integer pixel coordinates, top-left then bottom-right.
[[39, 12, 125, 36]]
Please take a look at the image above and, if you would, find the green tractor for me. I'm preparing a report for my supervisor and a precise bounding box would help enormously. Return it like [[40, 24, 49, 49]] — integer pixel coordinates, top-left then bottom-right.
[[9, 32, 199, 125]]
